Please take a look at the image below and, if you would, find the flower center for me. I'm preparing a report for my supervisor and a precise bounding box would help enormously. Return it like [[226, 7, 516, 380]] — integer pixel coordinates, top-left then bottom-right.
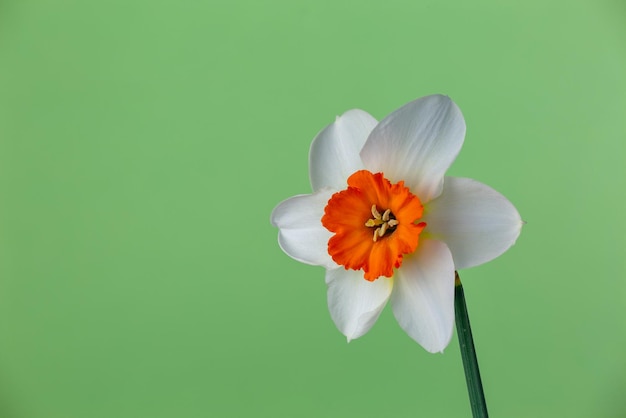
[[321, 170, 426, 281], [365, 205, 399, 242]]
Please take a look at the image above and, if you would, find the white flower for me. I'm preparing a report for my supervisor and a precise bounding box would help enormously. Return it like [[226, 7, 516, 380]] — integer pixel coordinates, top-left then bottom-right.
[[270, 95, 522, 353]]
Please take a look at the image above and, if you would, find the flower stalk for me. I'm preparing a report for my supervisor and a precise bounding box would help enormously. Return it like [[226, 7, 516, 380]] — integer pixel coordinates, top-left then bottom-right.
[[454, 272, 489, 418]]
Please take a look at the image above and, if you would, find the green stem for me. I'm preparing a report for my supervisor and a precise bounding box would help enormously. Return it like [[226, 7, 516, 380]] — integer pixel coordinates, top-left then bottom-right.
[[454, 272, 489, 418]]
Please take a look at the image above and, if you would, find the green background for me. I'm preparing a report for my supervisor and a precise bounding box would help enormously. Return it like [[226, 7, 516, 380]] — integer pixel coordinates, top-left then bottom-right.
[[1, 1, 625, 417]]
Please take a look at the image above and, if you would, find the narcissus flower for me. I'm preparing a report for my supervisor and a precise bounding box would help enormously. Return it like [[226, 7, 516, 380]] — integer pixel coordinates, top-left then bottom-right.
[[270, 95, 522, 353]]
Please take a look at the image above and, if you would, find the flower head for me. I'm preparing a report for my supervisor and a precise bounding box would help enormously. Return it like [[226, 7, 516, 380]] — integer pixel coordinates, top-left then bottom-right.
[[270, 95, 522, 353]]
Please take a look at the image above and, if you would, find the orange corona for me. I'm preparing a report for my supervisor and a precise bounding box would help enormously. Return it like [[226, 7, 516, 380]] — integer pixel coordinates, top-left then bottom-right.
[[321, 170, 426, 281]]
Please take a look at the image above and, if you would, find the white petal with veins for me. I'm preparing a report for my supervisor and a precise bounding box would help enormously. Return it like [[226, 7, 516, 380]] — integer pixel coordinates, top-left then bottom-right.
[[360, 95, 465, 203], [391, 239, 456, 353], [326, 267, 393, 342], [309, 109, 377, 192], [422, 177, 523, 269], [270, 189, 336, 269]]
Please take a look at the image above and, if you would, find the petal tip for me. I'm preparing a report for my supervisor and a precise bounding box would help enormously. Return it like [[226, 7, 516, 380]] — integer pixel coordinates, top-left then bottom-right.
[[419, 329, 453, 353]]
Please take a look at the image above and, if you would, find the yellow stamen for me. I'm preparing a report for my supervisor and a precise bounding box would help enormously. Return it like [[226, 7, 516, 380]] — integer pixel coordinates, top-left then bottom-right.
[[366, 205, 398, 242], [379, 222, 389, 236], [371, 205, 381, 220]]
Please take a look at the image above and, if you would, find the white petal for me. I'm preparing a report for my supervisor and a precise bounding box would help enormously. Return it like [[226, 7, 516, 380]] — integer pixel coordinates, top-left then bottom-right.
[[360, 95, 466, 202], [326, 268, 393, 342], [309, 109, 378, 192], [422, 177, 523, 269], [270, 189, 337, 269], [391, 239, 455, 353]]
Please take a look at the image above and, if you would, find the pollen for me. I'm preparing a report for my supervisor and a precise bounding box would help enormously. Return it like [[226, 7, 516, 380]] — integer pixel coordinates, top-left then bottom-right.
[[321, 170, 426, 281]]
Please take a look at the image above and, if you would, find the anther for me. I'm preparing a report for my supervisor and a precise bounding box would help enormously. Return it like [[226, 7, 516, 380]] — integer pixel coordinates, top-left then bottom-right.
[[371, 205, 381, 220], [365, 206, 398, 242]]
